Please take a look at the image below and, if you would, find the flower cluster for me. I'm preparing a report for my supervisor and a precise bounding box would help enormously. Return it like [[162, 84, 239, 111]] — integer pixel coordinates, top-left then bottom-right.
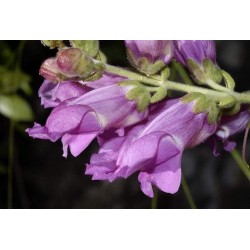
[[27, 40, 250, 198]]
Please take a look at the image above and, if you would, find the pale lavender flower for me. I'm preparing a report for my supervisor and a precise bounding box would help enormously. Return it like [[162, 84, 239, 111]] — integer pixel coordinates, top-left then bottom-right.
[[86, 98, 217, 197], [39, 80, 91, 108], [26, 84, 148, 158], [39, 73, 125, 108]]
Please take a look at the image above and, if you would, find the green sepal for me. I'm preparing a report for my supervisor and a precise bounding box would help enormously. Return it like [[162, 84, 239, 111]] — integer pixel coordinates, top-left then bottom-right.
[[82, 61, 105, 82], [120, 80, 150, 112], [161, 67, 171, 80], [70, 40, 99, 57], [96, 51, 107, 63], [218, 95, 236, 109], [119, 80, 142, 88], [41, 40, 65, 49], [126, 49, 165, 76], [224, 103, 241, 116], [187, 59, 207, 84], [150, 87, 167, 103], [221, 70, 235, 90], [187, 59, 222, 85], [182, 93, 219, 124], [202, 59, 222, 84], [84, 71, 103, 82]]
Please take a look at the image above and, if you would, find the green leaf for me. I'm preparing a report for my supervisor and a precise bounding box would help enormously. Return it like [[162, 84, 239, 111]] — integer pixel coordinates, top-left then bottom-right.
[[0, 67, 32, 94], [0, 94, 34, 121], [70, 40, 99, 57]]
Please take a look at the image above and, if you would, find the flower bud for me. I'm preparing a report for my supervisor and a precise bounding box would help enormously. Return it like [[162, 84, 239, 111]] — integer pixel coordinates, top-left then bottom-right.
[[174, 40, 222, 84], [39, 58, 63, 83], [174, 40, 216, 66], [125, 40, 173, 75], [40, 48, 104, 83], [56, 48, 96, 79]]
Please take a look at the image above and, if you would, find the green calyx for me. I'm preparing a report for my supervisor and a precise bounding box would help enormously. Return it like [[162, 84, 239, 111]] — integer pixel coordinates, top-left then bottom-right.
[[127, 49, 165, 76], [182, 92, 239, 124], [150, 87, 167, 103], [84, 61, 105, 82], [120, 80, 151, 112], [187, 58, 222, 85], [70, 40, 99, 57], [182, 93, 220, 124]]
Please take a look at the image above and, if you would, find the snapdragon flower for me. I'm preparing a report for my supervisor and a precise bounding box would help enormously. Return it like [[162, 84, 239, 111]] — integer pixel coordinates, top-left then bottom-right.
[[86, 97, 217, 197], [27, 81, 148, 157]]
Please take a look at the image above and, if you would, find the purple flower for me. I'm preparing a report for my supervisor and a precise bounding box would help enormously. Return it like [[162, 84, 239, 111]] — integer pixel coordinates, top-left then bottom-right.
[[125, 40, 173, 64], [26, 84, 148, 158], [174, 40, 216, 66], [86, 98, 217, 197], [39, 80, 91, 108], [82, 73, 126, 89], [125, 40, 173, 75], [39, 73, 125, 108], [216, 109, 250, 151]]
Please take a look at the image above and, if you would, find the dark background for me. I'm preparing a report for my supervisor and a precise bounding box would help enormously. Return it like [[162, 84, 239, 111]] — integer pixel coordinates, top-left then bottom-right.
[[0, 41, 250, 208]]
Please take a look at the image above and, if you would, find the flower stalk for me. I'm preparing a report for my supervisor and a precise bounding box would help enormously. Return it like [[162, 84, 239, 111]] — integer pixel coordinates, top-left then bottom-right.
[[104, 64, 250, 104]]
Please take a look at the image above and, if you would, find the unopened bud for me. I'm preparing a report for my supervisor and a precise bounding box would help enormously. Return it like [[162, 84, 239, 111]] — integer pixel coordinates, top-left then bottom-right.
[[56, 48, 96, 79], [39, 58, 63, 83], [125, 40, 173, 75]]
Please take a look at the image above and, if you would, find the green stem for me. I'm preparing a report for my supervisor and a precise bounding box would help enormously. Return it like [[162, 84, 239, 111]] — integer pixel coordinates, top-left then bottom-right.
[[181, 174, 197, 209], [230, 150, 250, 182], [151, 188, 158, 209], [8, 120, 15, 209], [105, 64, 250, 104]]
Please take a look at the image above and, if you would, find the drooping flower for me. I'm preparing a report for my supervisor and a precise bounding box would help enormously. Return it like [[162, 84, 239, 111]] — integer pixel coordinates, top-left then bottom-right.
[[174, 40, 216, 66], [26, 83, 148, 158], [216, 109, 250, 151], [125, 40, 173, 75], [86, 97, 217, 197]]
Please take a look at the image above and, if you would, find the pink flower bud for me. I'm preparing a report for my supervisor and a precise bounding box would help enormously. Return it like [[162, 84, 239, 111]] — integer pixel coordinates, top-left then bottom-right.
[[39, 58, 63, 83], [56, 48, 95, 79]]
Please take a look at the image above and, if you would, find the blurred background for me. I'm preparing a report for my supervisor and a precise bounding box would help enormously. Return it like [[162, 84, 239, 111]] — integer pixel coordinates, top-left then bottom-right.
[[0, 40, 249, 209]]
